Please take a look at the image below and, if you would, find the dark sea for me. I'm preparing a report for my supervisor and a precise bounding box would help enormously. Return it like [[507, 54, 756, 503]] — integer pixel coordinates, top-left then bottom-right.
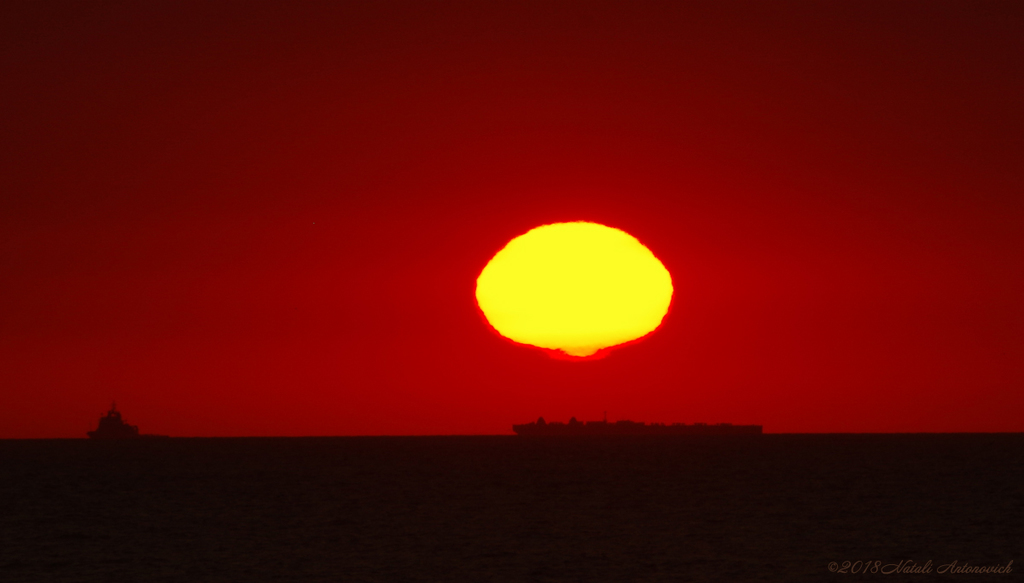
[[1, 435, 1020, 582]]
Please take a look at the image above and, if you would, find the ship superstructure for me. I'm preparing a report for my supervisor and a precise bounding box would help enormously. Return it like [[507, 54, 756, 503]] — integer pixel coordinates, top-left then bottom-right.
[[513, 416, 762, 436], [87, 402, 139, 439], [87, 402, 167, 439]]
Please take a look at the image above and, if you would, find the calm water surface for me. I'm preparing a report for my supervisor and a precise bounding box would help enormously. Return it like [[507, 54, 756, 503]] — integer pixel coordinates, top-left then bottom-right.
[[1, 435, 1020, 582]]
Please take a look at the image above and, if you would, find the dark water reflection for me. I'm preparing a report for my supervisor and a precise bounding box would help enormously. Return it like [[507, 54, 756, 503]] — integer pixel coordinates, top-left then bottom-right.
[[1, 435, 1020, 582]]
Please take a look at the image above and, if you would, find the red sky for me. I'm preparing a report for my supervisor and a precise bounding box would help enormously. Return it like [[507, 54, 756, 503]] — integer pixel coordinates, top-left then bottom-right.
[[2, 1, 1022, 437]]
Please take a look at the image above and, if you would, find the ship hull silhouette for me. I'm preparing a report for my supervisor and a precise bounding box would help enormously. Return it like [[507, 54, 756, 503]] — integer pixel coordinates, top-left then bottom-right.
[[513, 417, 762, 436], [87, 403, 167, 439]]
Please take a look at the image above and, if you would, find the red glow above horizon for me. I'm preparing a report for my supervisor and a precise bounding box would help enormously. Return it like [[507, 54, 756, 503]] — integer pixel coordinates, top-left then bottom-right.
[[1, 2, 1022, 437]]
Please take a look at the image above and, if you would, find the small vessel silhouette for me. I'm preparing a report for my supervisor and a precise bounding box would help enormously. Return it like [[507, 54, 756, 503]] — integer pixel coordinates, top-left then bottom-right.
[[87, 402, 167, 439], [513, 416, 762, 436]]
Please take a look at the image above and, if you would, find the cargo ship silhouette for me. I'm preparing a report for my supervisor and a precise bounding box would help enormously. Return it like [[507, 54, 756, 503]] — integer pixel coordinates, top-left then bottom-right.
[[513, 415, 762, 436], [87, 403, 168, 439]]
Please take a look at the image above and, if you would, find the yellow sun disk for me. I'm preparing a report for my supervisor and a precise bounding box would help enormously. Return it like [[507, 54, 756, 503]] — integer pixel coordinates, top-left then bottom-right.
[[475, 222, 673, 357]]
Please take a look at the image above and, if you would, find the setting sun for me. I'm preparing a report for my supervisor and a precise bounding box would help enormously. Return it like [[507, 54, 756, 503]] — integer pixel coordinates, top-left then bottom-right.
[[476, 222, 673, 358]]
